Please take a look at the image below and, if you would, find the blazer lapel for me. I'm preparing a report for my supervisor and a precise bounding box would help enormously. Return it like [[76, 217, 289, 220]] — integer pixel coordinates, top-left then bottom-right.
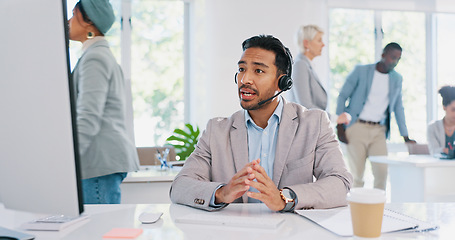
[[366, 64, 375, 95], [273, 102, 298, 187], [302, 55, 327, 95], [388, 71, 398, 105], [230, 111, 249, 172], [229, 111, 249, 203]]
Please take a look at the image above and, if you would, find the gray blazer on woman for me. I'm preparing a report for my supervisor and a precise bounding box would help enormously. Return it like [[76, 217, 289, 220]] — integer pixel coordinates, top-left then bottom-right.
[[287, 53, 327, 110], [427, 119, 445, 155], [170, 100, 352, 211], [73, 39, 139, 179]]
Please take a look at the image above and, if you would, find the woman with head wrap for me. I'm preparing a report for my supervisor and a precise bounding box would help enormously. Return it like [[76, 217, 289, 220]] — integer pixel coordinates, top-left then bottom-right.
[[428, 86, 455, 156], [68, 0, 139, 204]]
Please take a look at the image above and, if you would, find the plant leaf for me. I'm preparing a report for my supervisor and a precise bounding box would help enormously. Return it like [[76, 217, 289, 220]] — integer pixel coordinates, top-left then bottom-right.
[[165, 123, 201, 161], [174, 129, 192, 138]]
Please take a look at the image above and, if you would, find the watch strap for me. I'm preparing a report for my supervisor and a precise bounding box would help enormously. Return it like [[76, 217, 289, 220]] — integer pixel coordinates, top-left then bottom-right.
[[279, 188, 296, 212]]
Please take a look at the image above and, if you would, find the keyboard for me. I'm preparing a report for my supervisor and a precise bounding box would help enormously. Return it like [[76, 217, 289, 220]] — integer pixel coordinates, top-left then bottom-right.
[[21, 214, 89, 231], [35, 215, 83, 223], [175, 213, 285, 229]]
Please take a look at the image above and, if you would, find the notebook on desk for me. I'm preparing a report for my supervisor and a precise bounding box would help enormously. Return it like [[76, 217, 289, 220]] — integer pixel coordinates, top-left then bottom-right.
[[175, 213, 284, 229], [296, 207, 438, 237]]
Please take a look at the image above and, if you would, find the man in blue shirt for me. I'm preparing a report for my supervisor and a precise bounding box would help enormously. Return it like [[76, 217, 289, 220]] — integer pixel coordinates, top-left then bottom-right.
[[170, 35, 352, 211]]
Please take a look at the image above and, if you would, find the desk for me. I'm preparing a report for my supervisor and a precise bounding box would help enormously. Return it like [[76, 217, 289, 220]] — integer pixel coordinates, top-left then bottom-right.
[[120, 166, 180, 204], [370, 153, 455, 202], [0, 203, 453, 240]]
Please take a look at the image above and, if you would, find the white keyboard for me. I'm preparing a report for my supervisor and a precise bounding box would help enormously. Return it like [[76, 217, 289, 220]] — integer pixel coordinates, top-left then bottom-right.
[[175, 214, 284, 229], [21, 214, 89, 231], [35, 215, 83, 223]]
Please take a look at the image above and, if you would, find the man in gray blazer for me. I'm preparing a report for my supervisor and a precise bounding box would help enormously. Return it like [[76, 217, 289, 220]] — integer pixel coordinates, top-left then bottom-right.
[[170, 35, 352, 212], [336, 42, 415, 190]]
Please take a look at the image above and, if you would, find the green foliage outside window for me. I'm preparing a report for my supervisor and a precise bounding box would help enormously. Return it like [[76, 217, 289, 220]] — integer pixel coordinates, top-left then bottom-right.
[[131, 0, 185, 146]]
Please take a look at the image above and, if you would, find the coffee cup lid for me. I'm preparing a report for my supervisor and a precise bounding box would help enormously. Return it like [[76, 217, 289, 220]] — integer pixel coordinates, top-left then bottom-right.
[[346, 188, 386, 204]]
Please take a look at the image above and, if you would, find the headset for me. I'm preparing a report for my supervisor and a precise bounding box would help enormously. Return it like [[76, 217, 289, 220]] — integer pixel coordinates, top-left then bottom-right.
[[235, 47, 293, 105]]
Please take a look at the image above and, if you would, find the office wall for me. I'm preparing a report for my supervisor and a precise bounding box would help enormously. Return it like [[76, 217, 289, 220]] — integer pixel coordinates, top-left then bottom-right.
[[188, 0, 329, 128]]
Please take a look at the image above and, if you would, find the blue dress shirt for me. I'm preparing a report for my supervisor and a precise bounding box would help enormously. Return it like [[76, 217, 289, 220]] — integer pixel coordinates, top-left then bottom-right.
[[245, 99, 283, 202]]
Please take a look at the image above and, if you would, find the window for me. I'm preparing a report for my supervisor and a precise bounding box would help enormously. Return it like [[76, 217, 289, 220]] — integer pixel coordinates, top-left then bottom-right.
[[67, 0, 186, 147], [382, 11, 426, 142], [328, 8, 375, 114], [436, 13, 455, 119], [130, 0, 185, 146]]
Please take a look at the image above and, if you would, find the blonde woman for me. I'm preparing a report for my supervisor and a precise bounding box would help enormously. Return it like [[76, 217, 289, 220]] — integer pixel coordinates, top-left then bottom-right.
[[288, 25, 327, 110]]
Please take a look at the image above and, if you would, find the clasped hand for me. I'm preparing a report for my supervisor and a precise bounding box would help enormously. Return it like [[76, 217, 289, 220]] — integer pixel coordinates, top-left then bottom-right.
[[215, 159, 285, 211]]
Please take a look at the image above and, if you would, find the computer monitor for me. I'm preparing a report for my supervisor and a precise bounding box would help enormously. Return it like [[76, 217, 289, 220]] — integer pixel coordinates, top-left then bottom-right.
[[0, 0, 83, 217]]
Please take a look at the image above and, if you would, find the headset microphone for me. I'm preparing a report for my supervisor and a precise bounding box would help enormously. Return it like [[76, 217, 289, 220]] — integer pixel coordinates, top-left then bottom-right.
[[257, 90, 285, 106]]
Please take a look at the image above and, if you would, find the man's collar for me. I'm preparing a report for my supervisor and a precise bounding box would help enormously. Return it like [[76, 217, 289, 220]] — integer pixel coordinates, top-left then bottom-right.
[[244, 96, 284, 128]]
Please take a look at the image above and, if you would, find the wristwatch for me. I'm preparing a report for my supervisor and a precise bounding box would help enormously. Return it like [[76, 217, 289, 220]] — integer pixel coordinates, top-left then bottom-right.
[[279, 187, 296, 212]]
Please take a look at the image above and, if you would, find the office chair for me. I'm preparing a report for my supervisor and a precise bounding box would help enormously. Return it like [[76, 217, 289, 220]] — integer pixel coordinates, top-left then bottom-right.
[[136, 146, 177, 165]]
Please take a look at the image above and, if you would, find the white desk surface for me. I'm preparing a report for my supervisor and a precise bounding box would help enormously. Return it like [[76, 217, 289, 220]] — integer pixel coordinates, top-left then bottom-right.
[[369, 153, 455, 167], [120, 166, 181, 204], [123, 165, 180, 183], [1, 203, 454, 240]]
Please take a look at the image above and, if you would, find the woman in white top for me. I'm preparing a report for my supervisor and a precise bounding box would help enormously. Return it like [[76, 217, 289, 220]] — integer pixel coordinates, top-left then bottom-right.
[[428, 86, 455, 155]]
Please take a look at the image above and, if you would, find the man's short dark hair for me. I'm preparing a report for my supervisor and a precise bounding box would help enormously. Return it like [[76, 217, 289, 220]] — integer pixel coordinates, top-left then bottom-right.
[[242, 35, 293, 77], [383, 42, 402, 54]]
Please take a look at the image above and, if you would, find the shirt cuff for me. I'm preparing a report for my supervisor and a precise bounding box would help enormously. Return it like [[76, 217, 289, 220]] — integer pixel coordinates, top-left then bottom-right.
[[209, 184, 228, 208]]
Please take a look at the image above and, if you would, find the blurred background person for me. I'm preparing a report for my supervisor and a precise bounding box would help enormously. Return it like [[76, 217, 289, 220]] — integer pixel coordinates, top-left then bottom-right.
[[336, 42, 415, 190], [68, 0, 139, 204], [428, 86, 455, 156], [287, 25, 327, 110], [287, 24, 351, 127]]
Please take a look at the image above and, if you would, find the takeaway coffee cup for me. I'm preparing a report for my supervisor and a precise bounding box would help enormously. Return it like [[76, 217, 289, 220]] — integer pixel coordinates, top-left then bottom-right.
[[347, 188, 386, 238]]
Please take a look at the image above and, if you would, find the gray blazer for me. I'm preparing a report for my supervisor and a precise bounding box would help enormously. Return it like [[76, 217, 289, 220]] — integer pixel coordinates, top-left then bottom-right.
[[336, 64, 409, 137], [73, 39, 139, 179], [170, 100, 352, 211], [427, 119, 445, 155], [287, 53, 327, 110]]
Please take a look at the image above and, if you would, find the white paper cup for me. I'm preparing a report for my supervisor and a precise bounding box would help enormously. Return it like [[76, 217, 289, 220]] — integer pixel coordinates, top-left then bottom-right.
[[347, 188, 386, 238]]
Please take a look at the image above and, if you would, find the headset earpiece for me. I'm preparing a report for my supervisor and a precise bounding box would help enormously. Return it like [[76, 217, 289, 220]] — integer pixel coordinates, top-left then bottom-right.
[[234, 46, 293, 91], [278, 75, 292, 91]]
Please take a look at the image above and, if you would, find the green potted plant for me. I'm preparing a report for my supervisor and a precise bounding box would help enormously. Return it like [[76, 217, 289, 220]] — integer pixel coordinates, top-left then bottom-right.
[[166, 123, 200, 161]]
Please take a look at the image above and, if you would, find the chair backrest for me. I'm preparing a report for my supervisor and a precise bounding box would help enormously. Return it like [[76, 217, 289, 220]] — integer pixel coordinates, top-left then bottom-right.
[[406, 143, 430, 155], [136, 146, 176, 165]]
